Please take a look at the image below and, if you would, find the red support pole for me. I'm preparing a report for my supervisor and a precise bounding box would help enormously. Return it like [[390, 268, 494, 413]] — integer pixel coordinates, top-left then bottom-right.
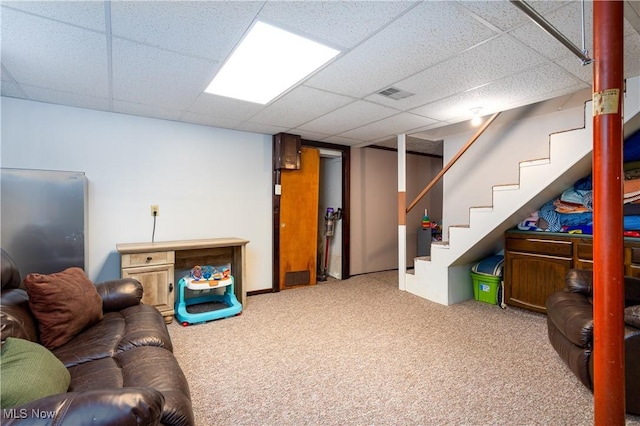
[[592, 1, 625, 424]]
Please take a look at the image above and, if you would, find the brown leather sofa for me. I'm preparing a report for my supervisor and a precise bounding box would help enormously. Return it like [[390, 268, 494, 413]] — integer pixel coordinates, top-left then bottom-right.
[[0, 250, 194, 425], [546, 268, 640, 415]]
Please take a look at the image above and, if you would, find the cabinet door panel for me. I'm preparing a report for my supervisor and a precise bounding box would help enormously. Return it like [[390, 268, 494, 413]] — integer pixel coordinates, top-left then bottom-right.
[[506, 254, 571, 313], [122, 264, 175, 315], [629, 264, 640, 278]]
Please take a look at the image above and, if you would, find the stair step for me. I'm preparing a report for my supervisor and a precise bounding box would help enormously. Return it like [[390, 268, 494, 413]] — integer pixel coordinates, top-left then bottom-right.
[[520, 158, 550, 167], [493, 184, 519, 191], [431, 241, 450, 249], [405, 83, 640, 307]]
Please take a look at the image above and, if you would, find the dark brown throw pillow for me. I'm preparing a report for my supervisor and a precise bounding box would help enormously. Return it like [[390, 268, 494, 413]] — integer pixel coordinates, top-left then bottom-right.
[[24, 268, 103, 350]]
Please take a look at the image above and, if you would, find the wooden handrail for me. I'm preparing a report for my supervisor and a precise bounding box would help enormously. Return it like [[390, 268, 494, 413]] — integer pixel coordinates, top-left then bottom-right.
[[406, 111, 501, 213]]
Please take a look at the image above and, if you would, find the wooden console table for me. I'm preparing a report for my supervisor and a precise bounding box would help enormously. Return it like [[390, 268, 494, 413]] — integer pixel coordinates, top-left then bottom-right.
[[116, 238, 249, 323]]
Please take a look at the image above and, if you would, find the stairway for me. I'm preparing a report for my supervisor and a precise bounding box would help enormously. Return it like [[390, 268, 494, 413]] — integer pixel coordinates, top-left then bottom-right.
[[406, 78, 640, 305]]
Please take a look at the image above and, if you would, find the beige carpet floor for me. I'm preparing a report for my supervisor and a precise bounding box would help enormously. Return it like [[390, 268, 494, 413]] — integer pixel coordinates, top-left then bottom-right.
[[168, 270, 640, 425]]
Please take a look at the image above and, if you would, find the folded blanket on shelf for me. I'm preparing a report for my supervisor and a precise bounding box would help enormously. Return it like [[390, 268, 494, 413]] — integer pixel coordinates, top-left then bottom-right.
[[554, 199, 590, 214], [518, 211, 542, 231], [560, 187, 593, 210], [541, 199, 593, 232], [625, 178, 640, 202]]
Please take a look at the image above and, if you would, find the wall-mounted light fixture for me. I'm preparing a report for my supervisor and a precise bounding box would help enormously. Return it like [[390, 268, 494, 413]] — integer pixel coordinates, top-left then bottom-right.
[[470, 107, 482, 126]]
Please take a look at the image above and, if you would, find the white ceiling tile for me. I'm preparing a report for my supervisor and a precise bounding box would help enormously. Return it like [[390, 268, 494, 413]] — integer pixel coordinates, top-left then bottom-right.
[[305, 1, 498, 98], [624, 2, 640, 36], [319, 135, 362, 146], [1, 0, 617, 143], [365, 34, 547, 110], [188, 93, 265, 122], [510, 2, 593, 62], [1, 80, 24, 98], [258, 1, 416, 49], [373, 136, 443, 156], [1, 64, 16, 82], [298, 101, 399, 135], [555, 54, 592, 85], [629, 0, 640, 17], [457, 0, 563, 32], [408, 121, 450, 135], [1, 1, 105, 31], [281, 129, 331, 142], [556, 30, 640, 83], [411, 63, 588, 122], [339, 113, 438, 142], [110, 1, 261, 61], [1, 7, 109, 97], [180, 111, 243, 130], [20, 84, 111, 112], [237, 121, 290, 136], [112, 38, 215, 110], [249, 86, 355, 128], [624, 32, 640, 78], [113, 100, 183, 122]]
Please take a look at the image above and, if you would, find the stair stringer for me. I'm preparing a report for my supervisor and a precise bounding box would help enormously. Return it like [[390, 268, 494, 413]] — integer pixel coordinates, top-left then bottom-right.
[[407, 105, 595, 305], [407, 79, 640, 306]]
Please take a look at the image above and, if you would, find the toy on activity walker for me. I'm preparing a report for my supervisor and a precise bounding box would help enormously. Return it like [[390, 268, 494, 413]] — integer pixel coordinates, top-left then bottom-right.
[[174, 263, 241, 326], [185, 265, 231, 288]]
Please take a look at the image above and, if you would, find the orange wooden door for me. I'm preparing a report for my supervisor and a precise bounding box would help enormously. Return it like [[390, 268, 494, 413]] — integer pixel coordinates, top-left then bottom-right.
[[279, 147, 319, 289]]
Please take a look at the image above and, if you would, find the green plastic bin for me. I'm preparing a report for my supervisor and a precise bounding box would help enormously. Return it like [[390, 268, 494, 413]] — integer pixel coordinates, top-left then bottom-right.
[[471, 271, 501, 305]]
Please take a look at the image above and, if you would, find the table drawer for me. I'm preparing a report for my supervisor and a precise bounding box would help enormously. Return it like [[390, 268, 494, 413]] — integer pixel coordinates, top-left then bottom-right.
[[121, 251, 174, 268], [506, 237, 572, 257], [576, 242, 593, 261], [632, 247, 640, 265]]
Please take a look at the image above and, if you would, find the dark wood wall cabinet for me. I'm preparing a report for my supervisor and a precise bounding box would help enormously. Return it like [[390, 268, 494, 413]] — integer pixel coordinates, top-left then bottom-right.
[[504, 230, 640, 313]]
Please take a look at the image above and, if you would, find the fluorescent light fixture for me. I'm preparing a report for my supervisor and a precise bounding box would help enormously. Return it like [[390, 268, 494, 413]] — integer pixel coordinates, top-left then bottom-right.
[[205, 21, 340, 104]]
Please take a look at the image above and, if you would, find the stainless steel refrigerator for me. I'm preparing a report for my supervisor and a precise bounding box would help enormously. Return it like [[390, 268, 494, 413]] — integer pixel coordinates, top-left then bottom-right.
[[1, 168, 87, 278]]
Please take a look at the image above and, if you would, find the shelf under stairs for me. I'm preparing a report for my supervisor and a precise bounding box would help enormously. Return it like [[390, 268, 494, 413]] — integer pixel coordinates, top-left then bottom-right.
[[405, 80, 640, 306]]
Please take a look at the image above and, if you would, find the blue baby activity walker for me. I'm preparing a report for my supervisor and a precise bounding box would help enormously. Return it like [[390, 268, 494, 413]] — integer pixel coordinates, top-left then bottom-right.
[[175, 265, 242, 326]]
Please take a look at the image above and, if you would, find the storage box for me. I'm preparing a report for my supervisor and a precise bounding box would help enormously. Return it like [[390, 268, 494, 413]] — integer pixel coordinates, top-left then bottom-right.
[[471, 271, 501, 305]]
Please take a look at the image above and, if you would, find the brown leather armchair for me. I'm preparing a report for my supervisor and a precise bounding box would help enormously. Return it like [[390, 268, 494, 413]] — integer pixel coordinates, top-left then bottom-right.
[[1, 250, 194, 425], [545, 269, 640, 415]]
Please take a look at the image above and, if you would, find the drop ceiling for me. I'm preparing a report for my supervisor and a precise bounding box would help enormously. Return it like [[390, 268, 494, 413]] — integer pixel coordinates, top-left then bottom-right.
[[1, 1, 639, 154]]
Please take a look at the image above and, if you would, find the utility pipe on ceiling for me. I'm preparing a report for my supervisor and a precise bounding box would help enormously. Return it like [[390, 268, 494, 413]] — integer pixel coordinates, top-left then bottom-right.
[[510, 0, 593, 65], [592, 1, 625, 424]]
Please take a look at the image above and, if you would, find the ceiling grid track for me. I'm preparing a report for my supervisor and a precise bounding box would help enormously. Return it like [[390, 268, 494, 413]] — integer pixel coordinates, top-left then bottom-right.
[[104, 0, 113, 110]]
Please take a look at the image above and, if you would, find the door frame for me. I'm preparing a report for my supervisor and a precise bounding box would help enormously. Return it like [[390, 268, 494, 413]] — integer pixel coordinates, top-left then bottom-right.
[[272, 137, 350, 292]]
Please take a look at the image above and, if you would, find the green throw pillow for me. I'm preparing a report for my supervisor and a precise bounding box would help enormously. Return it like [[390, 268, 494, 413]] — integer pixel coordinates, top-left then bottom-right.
[[0, 337, 70, 408]]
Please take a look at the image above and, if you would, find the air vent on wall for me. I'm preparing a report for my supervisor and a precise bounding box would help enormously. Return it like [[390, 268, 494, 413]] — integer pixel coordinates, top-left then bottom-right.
[[377, 86, 415, 100]]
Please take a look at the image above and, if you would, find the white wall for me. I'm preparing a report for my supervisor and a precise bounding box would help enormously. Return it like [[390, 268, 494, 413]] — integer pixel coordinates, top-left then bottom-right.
[[350, 147, 442, 275], [441, 103, 588, 233], [1, 97, 272, 292]]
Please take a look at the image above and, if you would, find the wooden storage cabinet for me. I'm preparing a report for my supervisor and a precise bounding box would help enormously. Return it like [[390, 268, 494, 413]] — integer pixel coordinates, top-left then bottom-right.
[[504, 230, 640, 313], [117, 238, 249, 324], [628, 247, 640, 278], [120, 250, 175, 323], [505, 252, 571, 313], [504, 233, 573, 313]]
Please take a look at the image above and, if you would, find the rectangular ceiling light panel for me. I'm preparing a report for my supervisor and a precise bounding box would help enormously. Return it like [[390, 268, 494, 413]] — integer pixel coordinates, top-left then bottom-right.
[[205, 21, 340, 105]]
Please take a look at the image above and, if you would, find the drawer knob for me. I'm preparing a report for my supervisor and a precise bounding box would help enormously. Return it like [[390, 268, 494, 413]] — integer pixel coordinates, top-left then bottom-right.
[[146, 256, 152, 262], [169, 283, 173, 292]]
